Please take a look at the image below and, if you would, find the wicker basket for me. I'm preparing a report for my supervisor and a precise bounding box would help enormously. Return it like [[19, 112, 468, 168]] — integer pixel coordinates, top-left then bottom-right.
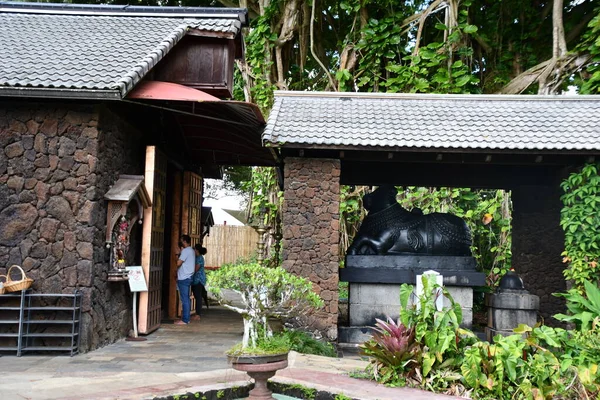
[[4, 265, 33, 293], [0, 274, 6, 295]]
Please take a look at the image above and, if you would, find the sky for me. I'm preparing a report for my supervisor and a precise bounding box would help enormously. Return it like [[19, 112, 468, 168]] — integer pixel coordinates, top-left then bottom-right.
[[204, 179, 245, 225]]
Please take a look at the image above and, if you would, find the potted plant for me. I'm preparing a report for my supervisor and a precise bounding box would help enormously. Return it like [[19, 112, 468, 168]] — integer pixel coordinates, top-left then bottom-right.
[[208, 262, 323, 399]]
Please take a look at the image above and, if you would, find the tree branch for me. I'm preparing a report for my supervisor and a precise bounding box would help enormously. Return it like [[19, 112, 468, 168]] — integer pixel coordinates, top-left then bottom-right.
[[497, 59, 553, 94], [553, 0, 568, 59], [310, 0, 336, 90], [412, 0, 444, 57]]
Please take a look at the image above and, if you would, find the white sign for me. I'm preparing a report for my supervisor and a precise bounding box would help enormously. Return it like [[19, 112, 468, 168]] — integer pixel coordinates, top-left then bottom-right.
[[126, 266, 148, 292], [416, 270, 444, 311]]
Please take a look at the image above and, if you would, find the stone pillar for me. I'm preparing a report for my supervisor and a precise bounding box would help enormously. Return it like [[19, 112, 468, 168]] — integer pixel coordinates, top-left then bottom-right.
[[512, 182, 566, 323], [282, 157, 340, 339]]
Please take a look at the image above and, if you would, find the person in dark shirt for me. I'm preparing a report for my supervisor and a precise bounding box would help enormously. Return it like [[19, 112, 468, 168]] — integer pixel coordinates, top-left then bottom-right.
[[190, 244, 208, 321]]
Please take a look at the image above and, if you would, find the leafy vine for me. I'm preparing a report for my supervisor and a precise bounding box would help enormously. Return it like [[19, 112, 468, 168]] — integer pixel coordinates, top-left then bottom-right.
[[560, 163, 600, 289]]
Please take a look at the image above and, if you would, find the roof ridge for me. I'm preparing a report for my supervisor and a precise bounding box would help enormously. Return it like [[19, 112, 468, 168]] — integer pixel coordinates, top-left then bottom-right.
[[0, 1, 248, 23], [263, 93, 600, 152], [274, 91, 600, 101]]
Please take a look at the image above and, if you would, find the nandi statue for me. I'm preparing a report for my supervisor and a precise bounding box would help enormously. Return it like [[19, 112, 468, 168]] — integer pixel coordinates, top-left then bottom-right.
[[347, 185, 472, 256]]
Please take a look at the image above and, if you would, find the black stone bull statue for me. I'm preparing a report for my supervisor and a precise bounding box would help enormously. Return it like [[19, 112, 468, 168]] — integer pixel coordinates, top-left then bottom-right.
[[347, 185, 472, 256]]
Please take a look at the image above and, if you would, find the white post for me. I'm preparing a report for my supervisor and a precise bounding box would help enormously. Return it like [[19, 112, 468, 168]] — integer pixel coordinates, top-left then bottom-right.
[[416, 270, 444, 311], [132, 292, 138, 338]]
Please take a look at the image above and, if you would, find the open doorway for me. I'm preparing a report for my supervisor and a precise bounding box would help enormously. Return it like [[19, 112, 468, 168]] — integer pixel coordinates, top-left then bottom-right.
[[161, 162, 178, 322]]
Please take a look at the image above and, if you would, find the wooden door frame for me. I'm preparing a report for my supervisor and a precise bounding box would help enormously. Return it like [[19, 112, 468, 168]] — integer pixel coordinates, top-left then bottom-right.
[[167, 170, 183, 320], [139, 146, 166, 334]]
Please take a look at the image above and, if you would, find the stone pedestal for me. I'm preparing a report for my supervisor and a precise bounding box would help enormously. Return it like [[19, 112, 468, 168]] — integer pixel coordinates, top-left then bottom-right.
[[485, 291, 539, 341], [485, 271, 540, 341], [230, 354, 289, 400], [340, 283, 476, 343], [339, 255, 485, 344]]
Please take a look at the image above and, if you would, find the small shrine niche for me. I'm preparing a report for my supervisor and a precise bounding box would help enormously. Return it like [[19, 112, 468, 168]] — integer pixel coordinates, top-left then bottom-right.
[[104, 175, 151, 282]]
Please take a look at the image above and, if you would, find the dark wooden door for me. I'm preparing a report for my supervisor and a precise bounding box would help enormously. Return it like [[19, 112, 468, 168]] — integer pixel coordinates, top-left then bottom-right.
[[181, 171, 203, 315], [183, 171, 203, 247]]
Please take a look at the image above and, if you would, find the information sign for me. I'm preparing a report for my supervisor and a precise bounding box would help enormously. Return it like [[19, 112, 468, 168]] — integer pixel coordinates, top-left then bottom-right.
[[125, 266, 148, 292]]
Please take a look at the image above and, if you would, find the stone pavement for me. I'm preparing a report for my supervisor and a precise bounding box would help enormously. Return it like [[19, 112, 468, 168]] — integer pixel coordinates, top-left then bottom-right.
[[0, 306, 462, 400]]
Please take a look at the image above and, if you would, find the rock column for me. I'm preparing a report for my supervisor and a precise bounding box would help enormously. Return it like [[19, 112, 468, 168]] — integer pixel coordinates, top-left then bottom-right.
[[282, 157, 340, 339], [512, 180, 566, 322]]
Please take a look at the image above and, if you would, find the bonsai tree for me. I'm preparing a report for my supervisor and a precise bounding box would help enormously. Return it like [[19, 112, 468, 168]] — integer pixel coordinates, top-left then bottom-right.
[[208, 262, 323, 354]]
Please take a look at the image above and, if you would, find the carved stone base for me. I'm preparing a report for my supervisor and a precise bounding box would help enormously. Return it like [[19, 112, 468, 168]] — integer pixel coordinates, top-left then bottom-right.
[[341, 255, 484, 286], [232, 359, 288, 400]]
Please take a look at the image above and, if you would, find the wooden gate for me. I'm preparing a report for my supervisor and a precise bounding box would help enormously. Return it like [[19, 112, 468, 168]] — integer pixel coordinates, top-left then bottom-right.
[[183, 171, 203, 246], [139, 146, 167, 334]]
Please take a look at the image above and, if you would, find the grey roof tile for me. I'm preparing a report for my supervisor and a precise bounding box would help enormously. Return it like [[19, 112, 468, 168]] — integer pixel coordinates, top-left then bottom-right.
[[263, 92, 600, 152], [0, 13, 241, 97]]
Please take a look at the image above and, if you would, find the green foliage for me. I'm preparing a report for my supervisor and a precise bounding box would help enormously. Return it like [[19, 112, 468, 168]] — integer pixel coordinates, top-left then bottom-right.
[[361, 275, 477, 388], [333, 394, 352, 400], [242, 167, 283, 266], [243, 167, 281, 228], [282, 384, 317, 400], [554, 280, 600, 332], [460, 327, 564, 399], [338, 281, 349, 299], [340, 186, 369, 264], [579, 5, 600, 94], [399, 277, 476, 378], [244, 12, 277, 114], [227, 332, 291, 357], [359, 278, 600, 398], [208, 262, 323, 350], [560, 164, 600, 288], [282, 329, 337, 357]]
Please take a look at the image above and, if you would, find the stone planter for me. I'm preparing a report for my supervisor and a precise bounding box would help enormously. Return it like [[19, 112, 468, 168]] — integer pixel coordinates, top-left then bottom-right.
[[230, 352, 289, 400]]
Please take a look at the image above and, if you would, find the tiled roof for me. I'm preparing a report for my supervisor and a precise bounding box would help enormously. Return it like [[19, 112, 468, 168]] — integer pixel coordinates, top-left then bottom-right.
[[0, 5, 242, 98], [264, 92, 600, 152]]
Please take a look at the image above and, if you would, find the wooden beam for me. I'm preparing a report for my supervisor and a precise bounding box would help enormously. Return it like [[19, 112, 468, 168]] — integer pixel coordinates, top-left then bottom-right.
[[341, 160, 563, 189], [139, 146, 156, 333]]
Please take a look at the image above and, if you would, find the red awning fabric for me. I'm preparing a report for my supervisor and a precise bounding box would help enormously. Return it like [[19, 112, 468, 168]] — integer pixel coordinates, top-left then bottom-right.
[[125, 80, 275, 171], [127, 81, 220, 102]]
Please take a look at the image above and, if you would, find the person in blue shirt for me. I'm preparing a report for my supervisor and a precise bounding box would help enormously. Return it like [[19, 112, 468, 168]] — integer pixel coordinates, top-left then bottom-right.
[[190, 244, 208, 321]]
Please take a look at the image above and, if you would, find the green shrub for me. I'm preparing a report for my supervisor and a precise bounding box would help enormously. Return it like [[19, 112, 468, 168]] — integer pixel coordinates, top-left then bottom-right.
[[560, 163, 600, 289], [358, 274, 600, 398], [283, 329, 337, 357], [554, 279, 600, 332]]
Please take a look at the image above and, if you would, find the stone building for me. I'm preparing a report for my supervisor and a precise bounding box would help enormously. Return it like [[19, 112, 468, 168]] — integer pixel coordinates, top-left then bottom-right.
[[264, 91, 600, 338], [0, 2, 273, 352]]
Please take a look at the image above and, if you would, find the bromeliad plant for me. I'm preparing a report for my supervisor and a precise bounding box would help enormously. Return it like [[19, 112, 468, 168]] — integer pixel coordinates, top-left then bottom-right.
[[360, 317, 418, 385], [208, 262, 323, 355]]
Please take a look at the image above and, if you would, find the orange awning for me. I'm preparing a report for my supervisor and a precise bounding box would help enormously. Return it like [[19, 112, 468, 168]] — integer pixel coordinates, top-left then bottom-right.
[[127, 81, 220, 102], [125, 80, 275, 171]]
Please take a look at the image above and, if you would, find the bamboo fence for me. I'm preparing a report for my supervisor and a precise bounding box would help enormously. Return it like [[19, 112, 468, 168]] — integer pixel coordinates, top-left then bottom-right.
[[203, 225, 258, 268]]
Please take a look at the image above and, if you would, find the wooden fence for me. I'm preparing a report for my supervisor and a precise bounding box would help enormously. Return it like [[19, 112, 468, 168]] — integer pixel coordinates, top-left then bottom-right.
[[203, 225, 259, 268]]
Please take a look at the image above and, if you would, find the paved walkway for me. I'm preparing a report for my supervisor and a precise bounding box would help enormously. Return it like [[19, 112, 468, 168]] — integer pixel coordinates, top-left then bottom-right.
[[0, 306, 462, 400]]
